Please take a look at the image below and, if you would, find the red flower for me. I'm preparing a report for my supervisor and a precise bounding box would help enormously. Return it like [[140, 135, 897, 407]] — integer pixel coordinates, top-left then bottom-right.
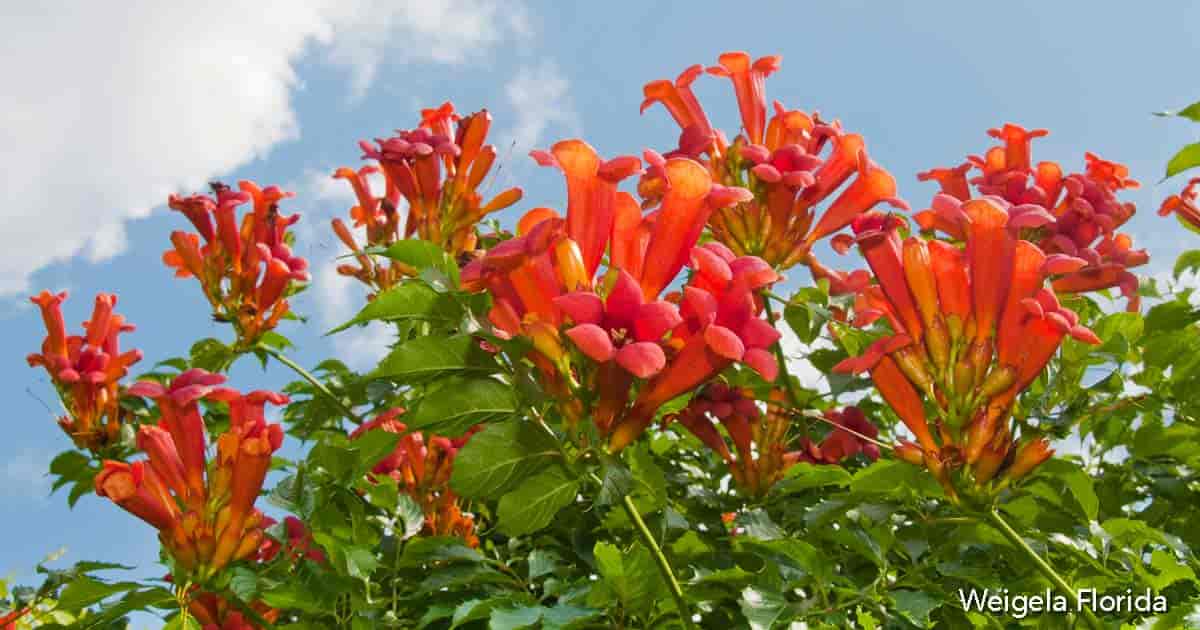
[[100, 370, 287, 580], [349, 409, 481, 547], [189, 590, 279, 630], [641, 51, 907, 280], [349, 102, 521, 269], [915, 124, 1146, 311], [1158, 177, 1200, 232], [163, 181, 309, 346], [26, 291, 143, 450], [835, 203, 1098, 492]]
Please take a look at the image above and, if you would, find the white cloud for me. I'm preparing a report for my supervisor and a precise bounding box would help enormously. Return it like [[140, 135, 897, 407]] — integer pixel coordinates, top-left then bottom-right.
[[0, 0, 526, 297], [500, 62, 580, 153], [776, 320, 831, 391]]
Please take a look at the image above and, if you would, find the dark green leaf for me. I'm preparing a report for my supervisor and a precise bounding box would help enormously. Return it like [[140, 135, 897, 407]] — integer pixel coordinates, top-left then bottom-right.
[[450, 421, 561, 499], [739, 587, 790, 630], [327, 281, 463, 334], [369, 334, 496, 381], [407, 376, 517, 437], [497, 466, 580, 536], [592, 542, 662, 617], [891, 590, 941, 627]]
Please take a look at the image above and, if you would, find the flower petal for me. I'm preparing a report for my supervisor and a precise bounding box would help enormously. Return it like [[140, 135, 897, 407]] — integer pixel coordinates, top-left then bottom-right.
[[616, 342, 667, 378], [704, 325, 745, 360]]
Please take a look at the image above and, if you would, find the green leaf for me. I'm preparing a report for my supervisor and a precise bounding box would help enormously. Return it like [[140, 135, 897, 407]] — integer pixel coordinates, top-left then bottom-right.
[[527, 549, 563, 580], [1175, 250, 1200, 279], [1146, 549, 1196, 590], [851, 459, 940, 497], [260, 582, 329, 614], [771, 462, 852, 495], [369, 334, 496, 381], [1036, 460, 1098, 520], [593, 542, 663, 617], [891, 590, 941, 627], [594, 458, 633, 507], [739, 587, 790, 630], [488, 605, 545, 629], [326, 281, 462, 334], [407, 376, 517, 437], [376, 239, 461, 287], [348, 428, 402, 480], [497, 466, 580, 536], [56, 576, 140, 611], [399, 536, 485, 568], [1165, 142, 1200, 180], [738, 509, 784, 541], [541, 604, 601, 629], [450, 421, 561, 499], [1155, 100, 1200, 122], [164, 614, 203, 630]]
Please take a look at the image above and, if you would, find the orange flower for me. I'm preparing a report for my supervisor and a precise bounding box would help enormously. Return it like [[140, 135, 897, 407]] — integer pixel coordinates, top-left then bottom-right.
[[916, 124, 1146, 311], [835, 206, 1098, 494], [350, 409, 481, 547], [26, 291, 142, 450], [641, 51, 907, 280], [1158, 177, 1200, 232], [164, 181, 308, 346], [101, 370, 287, 581]]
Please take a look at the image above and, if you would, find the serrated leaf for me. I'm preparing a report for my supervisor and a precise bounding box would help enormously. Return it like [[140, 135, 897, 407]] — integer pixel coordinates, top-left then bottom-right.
[[327, 281, 461, 334], [450, 421, 560, 499], [739, 587, 790, 630], [497, 466, 579, 536], [376, 239, 461, 287], [407, 376, 517, 437], [369, 334, 496, 381], [593, 542, 662, 617], [771, 462, 852, 495], [891, 590, 941, 627]]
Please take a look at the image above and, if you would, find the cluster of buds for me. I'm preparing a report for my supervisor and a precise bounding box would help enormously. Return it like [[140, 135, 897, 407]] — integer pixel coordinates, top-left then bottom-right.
[[164, 181, 309, 347], [916, 124, 1147, 311], [668, 385, 783, 496], [187, 590, 279, 630], [463, 141, 781, 452], [26, 291, 143, 451], [640, 51, 906, 281], [1159, 177, 1200, 232], [833, 201, 1100, 499], [334, 102, 522, 293], [258, 515, 326, 565], [793, 406, 881, 466], [350, 409, 481, 547], [94, 370, 287, 581]]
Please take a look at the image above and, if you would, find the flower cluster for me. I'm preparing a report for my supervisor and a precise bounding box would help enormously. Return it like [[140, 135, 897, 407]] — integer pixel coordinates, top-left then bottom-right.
[[188, 590, 279, 630], [464, 141, 781, 452], [164, 181, 309, 346], [350, 409, 480, 547], [26, 291, 143, 451], [1159, 176, 1200, 232], [640, 51, 907, 278], [336, 102, 521, 292], [95, 370, 287, 580], [793, 406, 881, 466], [258, 515, 326, 565], [916, 124, 1147, 311], [833, 202, 1099, 497]]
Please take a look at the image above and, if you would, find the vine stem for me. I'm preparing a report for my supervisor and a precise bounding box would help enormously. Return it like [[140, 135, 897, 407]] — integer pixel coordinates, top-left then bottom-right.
[[760, 295, 806, 410], [985, 509, 1103, 630], [619, 494, 697, 630], [262, 345, 364, 425]]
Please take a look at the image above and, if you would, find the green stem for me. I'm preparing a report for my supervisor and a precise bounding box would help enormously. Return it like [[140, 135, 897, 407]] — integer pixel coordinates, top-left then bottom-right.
[[619, 495, 696, 629], [985, 509, 1103, 630], [760, 296, 808, 437], [262, 346, 364, 425]]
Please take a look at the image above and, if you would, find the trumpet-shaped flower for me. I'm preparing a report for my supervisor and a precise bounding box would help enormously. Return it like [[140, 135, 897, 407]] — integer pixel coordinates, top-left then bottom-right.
[[640, 51, 907, 277], [163, 181, 309, 346], [26, 291, 143, 450], [915, 124, 1146, 311], [340, 103, 521, 291], [350, 409, 481, 547], [833, 204, 1099, 495], [98, 370, 287, 581], [1159, 177, 1200, 233], [188, 589, 280, 630]]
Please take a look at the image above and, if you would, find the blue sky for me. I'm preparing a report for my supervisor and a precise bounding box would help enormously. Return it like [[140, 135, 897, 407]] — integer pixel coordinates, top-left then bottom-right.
[[3, 1, 1199, 614]]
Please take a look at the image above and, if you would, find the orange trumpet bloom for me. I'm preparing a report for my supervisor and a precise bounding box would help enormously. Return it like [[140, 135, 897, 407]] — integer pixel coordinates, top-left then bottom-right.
[[27, 291, 143, 450], [640, 51, 905, 278], [837, 208, 1099, 495], [916, 124, 1146, 311]]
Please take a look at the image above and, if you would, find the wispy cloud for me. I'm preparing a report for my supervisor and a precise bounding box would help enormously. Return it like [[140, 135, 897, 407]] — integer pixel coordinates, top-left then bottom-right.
[[500, 62, 580, 154], [1, 448, 53, 501], [0, 0, 527, 297]]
